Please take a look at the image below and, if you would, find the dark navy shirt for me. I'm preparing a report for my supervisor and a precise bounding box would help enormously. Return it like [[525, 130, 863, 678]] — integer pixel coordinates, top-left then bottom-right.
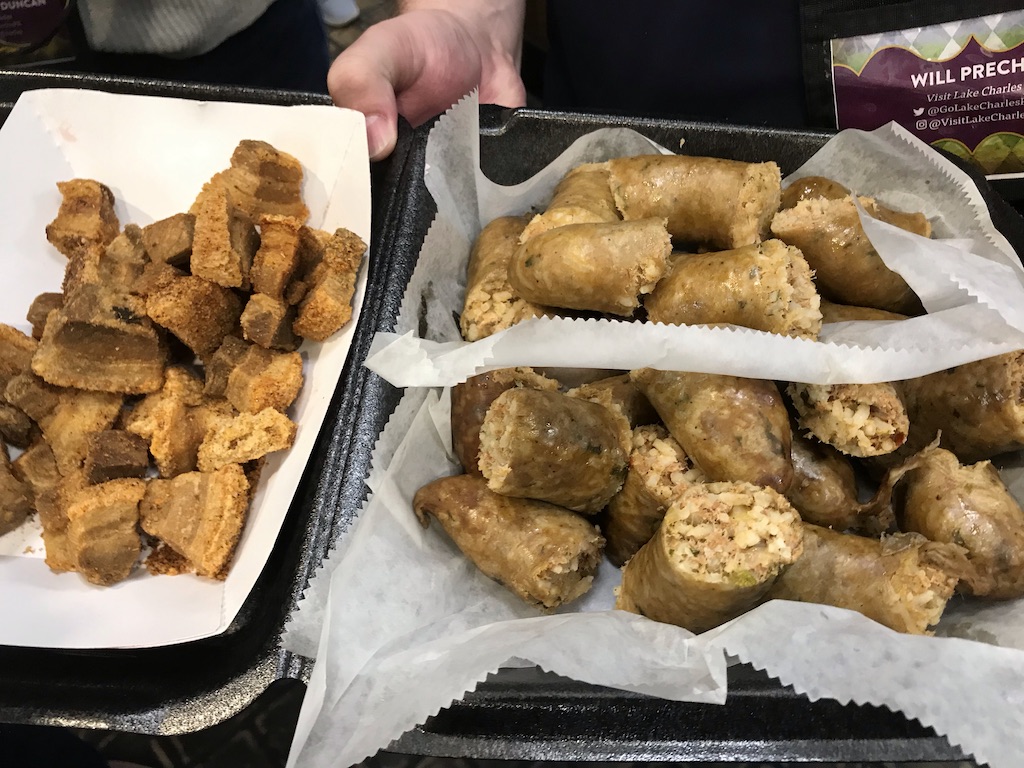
[[544, 0, 807, 128]]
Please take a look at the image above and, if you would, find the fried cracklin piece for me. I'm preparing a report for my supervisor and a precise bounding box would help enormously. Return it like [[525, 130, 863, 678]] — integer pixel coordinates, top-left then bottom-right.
[[83, 430, 150, 484], [617, 481, 804, 634], [146, 274, 244, 358], [767, 524, 967, 635], [460, 215, 550, 342], [66, 479, 147, 586], [141, 212, 195, 269], [519, 162, 621, 242], [786, 381, 909, 458], [139, 464, 251, 579], [891, 443, 1024, 599], [292, 227, 366, 342], [38, 389, 124, 476], [124, 366, 207, 478], [508, 218, 671, 317], [631, 368, 794, 493], [32, 286, 167, 395], [225, 345, 303, 414], [197, 407, 296, 472], [478, 388, 629, 515], [644, 239, 822, 340], [193, 139, 309, 223], [604, 424, 706, 567], [240, 293, 298, 351], [191, 184, 260, 289], [203, 336, 251, 398], [45, 179, 120, 261], [450, 367, 560, 475], [0, 457, 33, 537], [251, 214, 302, 299], [414, 474, 605, 609], [606, 154, 781, 249], [26, 293, 64, 340], [0, 323, 38, 392]]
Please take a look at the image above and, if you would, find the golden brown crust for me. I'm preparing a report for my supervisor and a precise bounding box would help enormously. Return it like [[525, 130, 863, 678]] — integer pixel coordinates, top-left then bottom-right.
[[197, 408, 297, 472], [240, 294, 299, 351], [45, 179, 120, 261], [139, 464, 250, 579], [141, 212, 195, 268], [192, 140, 309, 223], [65, 478, 146, 586], [413, 474, 604, 609], [225, 346, 303, 414], [251, 214, 302, 299], [631, 368, 793, 492], [190, 185, 260, 290], [146, 275, 244, 358]]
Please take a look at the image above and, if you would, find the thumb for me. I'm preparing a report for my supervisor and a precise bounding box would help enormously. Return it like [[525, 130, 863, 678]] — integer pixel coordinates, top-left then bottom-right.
[[328, 48, 400, 161]]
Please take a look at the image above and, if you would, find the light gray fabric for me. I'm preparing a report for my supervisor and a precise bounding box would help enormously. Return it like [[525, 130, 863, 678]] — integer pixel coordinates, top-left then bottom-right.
[[76, 0, 276, 56]]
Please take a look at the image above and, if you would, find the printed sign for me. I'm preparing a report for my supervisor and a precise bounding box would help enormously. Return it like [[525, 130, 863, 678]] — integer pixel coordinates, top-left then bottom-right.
[[832, 11, 1024, 178]]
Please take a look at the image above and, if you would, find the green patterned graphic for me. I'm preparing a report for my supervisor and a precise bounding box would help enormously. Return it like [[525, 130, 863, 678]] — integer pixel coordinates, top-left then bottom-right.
[[933, 133, 1024, 175], [832, 10, 1024, 72]]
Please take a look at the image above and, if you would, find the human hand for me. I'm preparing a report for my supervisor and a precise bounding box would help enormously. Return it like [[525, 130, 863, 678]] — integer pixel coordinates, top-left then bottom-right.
[[328, 1, 527, 160]]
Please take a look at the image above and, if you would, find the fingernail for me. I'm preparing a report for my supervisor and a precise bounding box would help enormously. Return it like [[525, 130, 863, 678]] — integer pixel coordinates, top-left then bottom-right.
[[365, 113, 394, 160]]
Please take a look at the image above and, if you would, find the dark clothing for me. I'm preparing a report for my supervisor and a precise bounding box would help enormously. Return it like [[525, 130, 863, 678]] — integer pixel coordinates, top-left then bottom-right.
[[65, 0, 330, 94], [544, 0, 807, 128]]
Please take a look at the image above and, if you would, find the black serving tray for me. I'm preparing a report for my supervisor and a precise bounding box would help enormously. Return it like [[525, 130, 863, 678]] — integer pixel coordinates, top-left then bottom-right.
[[0, 70, 413, 735], [371, 105, 1024, 764], [0, 71, 1018, 763]]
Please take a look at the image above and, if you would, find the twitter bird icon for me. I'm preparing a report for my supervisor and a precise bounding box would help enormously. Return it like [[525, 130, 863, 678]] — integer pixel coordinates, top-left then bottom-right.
[[913, 107, 925, 116]]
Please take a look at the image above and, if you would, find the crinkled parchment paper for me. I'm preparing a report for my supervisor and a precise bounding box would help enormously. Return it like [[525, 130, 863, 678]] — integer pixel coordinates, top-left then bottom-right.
[[285, 92, 1024, 768]]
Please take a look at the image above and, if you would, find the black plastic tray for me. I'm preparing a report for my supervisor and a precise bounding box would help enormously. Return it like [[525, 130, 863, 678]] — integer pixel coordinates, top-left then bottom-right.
[[1, 72, 1019, 762], [0, 70, 413, 735], [372, 105, 1024, 763]]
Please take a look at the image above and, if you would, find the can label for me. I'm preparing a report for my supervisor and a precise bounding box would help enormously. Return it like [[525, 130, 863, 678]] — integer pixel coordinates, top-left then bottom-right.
[[0, 0, 69, 51], [832, 10, 1024, 178]]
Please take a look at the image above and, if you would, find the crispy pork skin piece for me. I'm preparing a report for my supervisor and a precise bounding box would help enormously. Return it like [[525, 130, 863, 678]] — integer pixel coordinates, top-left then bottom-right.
[[197, 408, 296, 471], [146, 274, 244, 358], [141, 212, 195, 268], [191, 185, 260, 289], [251, 214, 302, 299], [241, 293, 299, 350], [140, 464, 250, 579], [45, 179, 119, 261], [83, 430, 150, 484], [26, 293, 64, 340], [225, 346, 303, 414], [66, 478, 147, 586]]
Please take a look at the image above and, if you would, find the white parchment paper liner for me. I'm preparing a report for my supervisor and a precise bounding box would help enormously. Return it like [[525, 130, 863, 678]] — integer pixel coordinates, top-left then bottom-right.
[[285, 92, 1024, 768], [364, 92, 1024, 387]]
